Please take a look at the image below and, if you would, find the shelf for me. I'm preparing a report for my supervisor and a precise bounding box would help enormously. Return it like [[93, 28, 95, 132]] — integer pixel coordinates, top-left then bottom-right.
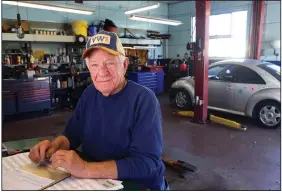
[[2, 53, 28, 55], [2, 64, 26, 67], [77, 71, 90, 74], [2, 33, 76, 43], [3, 33, 161, 45], [38, 72, 70, 77], [53, 88, 68, 91], [120, 38, 161, 45]]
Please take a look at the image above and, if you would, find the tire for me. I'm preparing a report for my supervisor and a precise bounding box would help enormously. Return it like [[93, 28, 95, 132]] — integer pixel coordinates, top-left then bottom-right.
[[255, 101, 281, 129], [173, 89, 193, 110]]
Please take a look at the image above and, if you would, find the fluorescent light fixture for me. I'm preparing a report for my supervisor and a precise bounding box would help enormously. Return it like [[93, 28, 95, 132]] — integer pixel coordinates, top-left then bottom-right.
[[125, 3, 160, 15], [2, 1, 93, 15], [133, 46, 157, 49], [123, 46, 134, 49], [129, 15, 182, 26]]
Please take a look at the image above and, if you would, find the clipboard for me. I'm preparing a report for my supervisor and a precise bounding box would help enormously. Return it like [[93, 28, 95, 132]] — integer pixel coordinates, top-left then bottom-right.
[[19, 163, 71, 190]]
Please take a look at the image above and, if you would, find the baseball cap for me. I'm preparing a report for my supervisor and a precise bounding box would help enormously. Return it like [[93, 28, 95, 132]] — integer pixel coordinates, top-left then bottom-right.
[[82, 31, 125, 59]]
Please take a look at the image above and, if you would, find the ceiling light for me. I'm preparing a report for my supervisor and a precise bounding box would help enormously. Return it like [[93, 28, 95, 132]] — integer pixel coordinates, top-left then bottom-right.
[[129, 15, 182, 26], [133, 46, 157, 49], [125, 3, 160, 15], [2, 1, 93, 15]]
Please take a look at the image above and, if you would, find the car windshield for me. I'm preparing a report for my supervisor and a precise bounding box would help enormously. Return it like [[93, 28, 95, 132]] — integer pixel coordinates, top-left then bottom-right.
[[258, 62, 281, 81]]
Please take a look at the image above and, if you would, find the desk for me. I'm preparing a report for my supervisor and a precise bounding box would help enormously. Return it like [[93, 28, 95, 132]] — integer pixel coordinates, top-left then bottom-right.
[[3, 136, 53, 151], [2, 137, 142, 190], [75, 151, 142, 190]]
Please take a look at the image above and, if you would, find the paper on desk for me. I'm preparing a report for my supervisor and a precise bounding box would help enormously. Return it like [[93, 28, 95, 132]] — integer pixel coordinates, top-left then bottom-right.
[[3, 169, 54, 190], [3, 152, 124, 190]]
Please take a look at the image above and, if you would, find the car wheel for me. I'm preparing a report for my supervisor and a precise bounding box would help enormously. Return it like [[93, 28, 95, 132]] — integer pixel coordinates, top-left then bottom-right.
[[174, 89, 192, 110], [256, 101, 281, 129]]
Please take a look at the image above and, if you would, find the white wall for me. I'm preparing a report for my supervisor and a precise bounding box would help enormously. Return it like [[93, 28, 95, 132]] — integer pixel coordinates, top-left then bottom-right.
[[2, 1, 168, 33], [167, 1, 281, 61], [261, 1, 281, 61], [2, 1, 169, 57]]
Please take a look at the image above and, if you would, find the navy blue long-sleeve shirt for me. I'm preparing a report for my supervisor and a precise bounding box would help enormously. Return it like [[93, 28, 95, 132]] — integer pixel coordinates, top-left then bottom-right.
[[63, 80, 165, 190]]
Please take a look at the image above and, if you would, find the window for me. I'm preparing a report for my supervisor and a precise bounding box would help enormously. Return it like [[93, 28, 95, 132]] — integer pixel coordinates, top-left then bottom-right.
[[258, 62, 281, 81], [192, 11, 248, 58], [218, 65, 266, 84], [208, 65, 226, 76]]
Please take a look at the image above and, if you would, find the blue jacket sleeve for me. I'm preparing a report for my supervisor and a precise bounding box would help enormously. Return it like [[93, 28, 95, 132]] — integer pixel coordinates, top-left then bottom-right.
[[62, 96, 85, 150], [115, 91, 163, 179]]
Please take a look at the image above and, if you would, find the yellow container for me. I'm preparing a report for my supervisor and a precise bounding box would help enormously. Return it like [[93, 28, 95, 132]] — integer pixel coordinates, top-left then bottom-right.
[[72, 20, 88, 37]]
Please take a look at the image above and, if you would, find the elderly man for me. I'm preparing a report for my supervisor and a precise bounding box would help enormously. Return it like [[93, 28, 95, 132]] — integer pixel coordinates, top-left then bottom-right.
[[28, 31, 167, 190]]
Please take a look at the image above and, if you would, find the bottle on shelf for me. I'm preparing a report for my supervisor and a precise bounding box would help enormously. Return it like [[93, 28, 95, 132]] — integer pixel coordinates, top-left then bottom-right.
[[17, 56, 21, 64], [72, 76, 75, 89], [5, 55, 10, 65], [67, 76, 73, 88], [153, 60, 157, 66], [9, 56, 13, 64], [57, 79, 61, 89]]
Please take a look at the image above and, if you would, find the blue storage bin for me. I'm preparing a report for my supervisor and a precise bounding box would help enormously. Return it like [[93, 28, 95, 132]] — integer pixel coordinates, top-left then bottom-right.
[[127, 71, 164, 94]]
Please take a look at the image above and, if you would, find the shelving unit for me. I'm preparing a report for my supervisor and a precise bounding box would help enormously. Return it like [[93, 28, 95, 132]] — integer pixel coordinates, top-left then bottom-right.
[[2, 33, 76, 43], [2, 29, 163, 117], [3, 64, 26, 67], [3, 33, 161, 46], [2, 53, 28, 55]]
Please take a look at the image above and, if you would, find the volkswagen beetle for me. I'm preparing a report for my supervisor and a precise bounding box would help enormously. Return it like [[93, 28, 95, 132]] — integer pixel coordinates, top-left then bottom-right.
[[169, 59, 281, 129]]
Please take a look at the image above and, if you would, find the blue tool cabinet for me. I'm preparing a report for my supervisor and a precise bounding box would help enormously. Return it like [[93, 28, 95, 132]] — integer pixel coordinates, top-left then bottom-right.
[[127, 71, 164, 94], [2, 78, 51, 116]]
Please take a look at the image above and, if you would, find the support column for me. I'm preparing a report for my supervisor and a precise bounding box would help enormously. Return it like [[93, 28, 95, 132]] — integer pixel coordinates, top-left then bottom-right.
[[249, 0, 265, 60], [192, 1, 210, 124]]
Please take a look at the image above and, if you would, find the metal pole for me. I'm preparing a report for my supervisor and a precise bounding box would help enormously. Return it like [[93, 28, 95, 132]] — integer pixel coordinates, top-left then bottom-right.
[[192, 1, 210, 124], [249, 1, 265, 59]]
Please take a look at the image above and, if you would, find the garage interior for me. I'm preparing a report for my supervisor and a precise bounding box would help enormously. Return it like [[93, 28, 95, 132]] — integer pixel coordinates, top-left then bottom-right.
[[2, 0, 281, 191]]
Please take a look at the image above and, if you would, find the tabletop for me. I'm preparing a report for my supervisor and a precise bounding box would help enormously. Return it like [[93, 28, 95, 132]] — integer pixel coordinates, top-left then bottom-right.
[[2, 137, 142, 190]]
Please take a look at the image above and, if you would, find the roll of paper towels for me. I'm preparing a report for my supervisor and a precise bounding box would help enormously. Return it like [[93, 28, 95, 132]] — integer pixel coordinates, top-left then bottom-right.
[[26, 70, 35, 78]]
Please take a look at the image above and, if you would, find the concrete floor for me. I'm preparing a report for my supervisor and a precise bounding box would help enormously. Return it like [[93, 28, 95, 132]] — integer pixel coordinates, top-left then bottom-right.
[[3, 95, 281, 190]]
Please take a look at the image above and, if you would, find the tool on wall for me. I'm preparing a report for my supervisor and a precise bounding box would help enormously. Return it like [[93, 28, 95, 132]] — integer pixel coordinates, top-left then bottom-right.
[[270, 40, 280, 60], [168, 55, 187, 79], [16, 1, 25, 39]]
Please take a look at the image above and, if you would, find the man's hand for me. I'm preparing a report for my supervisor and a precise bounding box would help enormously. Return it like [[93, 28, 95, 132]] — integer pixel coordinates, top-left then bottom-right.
[[50, 150, 88, 178], [29, 140, 58, 163]]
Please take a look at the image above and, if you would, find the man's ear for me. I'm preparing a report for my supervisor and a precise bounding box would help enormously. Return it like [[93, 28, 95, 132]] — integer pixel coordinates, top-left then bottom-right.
[[85, 57, 89, 68], [123, 57, 129, 72]]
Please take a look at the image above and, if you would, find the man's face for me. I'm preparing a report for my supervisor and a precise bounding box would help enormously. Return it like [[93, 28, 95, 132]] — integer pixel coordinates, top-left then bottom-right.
[[86, 49, 127, 96]]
